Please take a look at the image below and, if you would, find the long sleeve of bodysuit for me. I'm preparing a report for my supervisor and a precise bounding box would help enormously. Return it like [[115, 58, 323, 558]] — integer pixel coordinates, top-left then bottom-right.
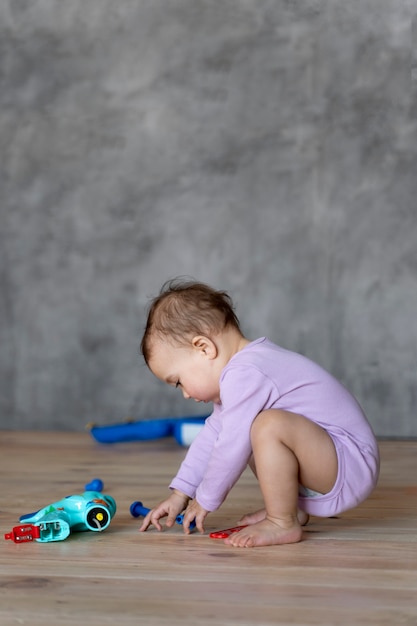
[[170, 336, 379, 513], [170, 364, 277, 511], [169, 404, 222, 499]]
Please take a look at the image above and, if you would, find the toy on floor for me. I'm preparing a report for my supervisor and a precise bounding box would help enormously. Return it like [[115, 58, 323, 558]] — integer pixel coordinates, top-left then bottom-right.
[[130, 500, 196, 530], [4, 478, 116, 543], [209, 525, 247, 539], [87, 416, 207, 446]]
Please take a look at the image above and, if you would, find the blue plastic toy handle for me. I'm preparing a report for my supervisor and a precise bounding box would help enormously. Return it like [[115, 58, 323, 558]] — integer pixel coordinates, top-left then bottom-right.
[[175, 513, 196, 530], [85, 478, 104, 492], [130, 501, 150, 518]]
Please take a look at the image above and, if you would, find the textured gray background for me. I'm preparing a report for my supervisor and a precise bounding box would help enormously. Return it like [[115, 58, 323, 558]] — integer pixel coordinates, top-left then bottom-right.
[[1, 1, 416, 436]]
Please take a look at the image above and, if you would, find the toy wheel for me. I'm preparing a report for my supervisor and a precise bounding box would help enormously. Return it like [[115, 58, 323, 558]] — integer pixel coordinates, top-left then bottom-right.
[[87, 506, 109, 530]]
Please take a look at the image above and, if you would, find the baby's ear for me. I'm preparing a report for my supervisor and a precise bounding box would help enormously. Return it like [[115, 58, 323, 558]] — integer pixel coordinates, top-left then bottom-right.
[[192, 335, 217, 359]]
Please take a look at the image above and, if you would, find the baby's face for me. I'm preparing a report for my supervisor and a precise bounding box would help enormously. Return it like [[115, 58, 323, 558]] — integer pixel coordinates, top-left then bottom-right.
[[148, 338, 221, 405]]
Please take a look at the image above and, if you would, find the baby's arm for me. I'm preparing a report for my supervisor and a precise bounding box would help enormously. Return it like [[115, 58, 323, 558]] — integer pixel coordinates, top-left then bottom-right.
[[140, 408, 221, 533], [139, 489, 189, 532], [169, 406, 222, 496]]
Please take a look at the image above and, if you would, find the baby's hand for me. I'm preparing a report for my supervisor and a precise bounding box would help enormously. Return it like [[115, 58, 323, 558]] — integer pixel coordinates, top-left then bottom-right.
[[139, 490, 189, 532], [182, 500, 209, 534]]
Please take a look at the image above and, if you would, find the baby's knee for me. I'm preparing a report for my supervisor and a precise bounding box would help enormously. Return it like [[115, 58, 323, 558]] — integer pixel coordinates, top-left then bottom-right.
[[250, 409, 289, 444]]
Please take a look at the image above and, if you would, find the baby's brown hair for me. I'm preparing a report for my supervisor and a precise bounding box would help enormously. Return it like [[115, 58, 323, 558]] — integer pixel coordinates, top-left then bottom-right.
[[141, 279, 241, 364]]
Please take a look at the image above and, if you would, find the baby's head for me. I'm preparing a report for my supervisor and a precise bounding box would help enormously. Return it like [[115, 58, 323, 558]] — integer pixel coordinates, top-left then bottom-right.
[[141, 279, 241, 365]]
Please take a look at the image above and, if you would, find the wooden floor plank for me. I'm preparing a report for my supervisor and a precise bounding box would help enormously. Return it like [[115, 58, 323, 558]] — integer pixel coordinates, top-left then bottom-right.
[[1, 432, 416, 625]]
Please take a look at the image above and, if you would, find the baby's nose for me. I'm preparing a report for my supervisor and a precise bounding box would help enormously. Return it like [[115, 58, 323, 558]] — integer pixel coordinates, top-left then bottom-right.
[[182, 389, 191, 399]]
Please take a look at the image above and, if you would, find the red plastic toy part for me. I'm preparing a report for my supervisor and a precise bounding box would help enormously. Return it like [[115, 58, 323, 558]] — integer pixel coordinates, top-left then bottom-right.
[[209, 525, 247, 539], [4, 524, 41, 543]]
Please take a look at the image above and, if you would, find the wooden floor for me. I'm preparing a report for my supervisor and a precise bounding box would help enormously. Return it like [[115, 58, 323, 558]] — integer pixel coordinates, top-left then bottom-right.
[[1, 432, 416, 626]]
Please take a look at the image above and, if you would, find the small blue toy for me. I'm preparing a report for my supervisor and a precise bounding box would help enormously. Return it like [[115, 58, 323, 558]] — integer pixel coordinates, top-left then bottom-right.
[[130, 500, 196, 530], [84, 478, 104, 492], [4, 479, 116, 543]]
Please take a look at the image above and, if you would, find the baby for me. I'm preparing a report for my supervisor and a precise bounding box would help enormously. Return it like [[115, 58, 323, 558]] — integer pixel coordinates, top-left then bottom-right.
[[139, 279, 379, 547]]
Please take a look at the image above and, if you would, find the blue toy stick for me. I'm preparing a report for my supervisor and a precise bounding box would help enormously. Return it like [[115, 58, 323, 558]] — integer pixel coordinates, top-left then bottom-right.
[[130, 500, 196, 530]]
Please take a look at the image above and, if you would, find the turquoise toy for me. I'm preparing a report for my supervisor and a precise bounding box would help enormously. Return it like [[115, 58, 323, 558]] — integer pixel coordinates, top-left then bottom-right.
[[4, 481, 116, 543]]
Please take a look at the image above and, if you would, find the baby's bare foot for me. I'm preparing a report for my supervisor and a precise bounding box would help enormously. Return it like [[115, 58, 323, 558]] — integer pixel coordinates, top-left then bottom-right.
[[224, 517, 303, 548]]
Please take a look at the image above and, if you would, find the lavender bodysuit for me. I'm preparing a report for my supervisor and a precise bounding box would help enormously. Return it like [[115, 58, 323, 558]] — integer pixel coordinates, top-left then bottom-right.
[[170, 337, 379, 517]]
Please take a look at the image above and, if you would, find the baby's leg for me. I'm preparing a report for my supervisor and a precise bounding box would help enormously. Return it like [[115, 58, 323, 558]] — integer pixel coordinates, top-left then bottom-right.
[[225, 409, 337, 548], [239, 455, 309, 527]]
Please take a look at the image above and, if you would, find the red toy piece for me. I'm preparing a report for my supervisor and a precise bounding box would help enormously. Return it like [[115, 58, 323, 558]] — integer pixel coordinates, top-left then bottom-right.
[[209, 525, 247, 539], [4, 524, 41, 543]]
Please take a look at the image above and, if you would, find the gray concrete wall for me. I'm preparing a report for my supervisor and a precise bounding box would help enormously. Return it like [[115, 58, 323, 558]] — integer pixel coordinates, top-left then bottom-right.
[[1, 1, 416, 436]]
